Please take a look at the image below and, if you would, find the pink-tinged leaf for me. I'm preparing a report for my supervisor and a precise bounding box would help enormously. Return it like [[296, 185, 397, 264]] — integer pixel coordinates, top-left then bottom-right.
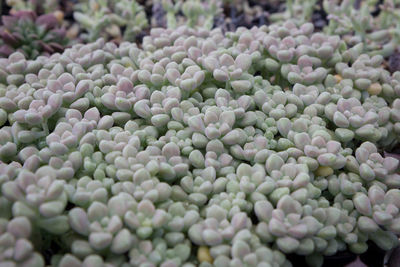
[[11, 32, 24, 43], [384, 152, 400, 162], [30, 99, 45, 109], [51, 28, 67, 38], [47, 93, 62, 110], [0, 45, 14, 57], [1, 16, 18, 28], [345, 257, 367, 267], [13, 110, 27, 122], [37, 14, 59, 30], [12, 10, 36, 21]]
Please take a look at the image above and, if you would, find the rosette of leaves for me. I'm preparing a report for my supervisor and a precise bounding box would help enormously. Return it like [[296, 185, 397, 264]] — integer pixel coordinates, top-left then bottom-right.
[[0, 11, 69, 59]]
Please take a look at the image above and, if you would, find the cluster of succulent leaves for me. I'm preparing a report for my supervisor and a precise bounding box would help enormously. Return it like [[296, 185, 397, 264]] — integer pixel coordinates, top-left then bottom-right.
[[0, 8, 400, 265], [0, 10, 69, 59]]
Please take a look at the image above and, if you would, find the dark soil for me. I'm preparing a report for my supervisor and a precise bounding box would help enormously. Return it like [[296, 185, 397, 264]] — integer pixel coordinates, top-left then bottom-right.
[[286, 241, 390, 267], [388, 51, 400, 73]]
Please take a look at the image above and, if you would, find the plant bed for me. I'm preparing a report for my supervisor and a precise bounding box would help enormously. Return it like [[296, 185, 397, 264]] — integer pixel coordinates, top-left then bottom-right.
[[0, 1, 399, 267]]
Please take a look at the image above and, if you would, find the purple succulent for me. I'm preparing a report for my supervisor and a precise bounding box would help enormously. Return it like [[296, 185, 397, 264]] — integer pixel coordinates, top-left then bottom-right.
[[0, 11, 69, 59]]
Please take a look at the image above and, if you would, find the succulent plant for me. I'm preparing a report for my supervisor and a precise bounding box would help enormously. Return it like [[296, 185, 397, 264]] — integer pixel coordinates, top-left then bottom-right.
[[0, 2, 400, 266], [0, 11, 69, 59]]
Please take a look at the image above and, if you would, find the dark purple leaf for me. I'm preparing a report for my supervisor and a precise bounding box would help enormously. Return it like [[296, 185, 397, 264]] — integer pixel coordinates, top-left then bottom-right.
[[38, 40, 55, 54], [388, 52, 400, 73], [48, 42, 65, 52], [0, 45, 14, 57], [0, 31, 19, 46], [388, 247, 400, 267]]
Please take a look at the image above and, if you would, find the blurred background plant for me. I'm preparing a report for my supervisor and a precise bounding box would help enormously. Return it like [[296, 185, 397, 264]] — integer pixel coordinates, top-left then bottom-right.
[[6, 0, 60, 14], [0, 10, 69, 59], [158, 0, 222, 30], [0, 0, 399, 67], [269, 0, 318, 25], [73, 0, 149, 43], [323, 0, 400, 58], [214, 0, 270, 31], [73, 0, 126, 42], [113, 0, 148, 42]]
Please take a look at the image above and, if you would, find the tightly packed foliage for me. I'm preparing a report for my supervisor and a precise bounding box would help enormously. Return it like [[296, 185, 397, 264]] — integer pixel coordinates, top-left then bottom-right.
[[0, 13, 400, 267], [0, 11, 69, 59]]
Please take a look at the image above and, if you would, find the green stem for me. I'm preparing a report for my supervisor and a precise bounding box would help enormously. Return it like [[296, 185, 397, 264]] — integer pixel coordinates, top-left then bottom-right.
[[275, 72, 281, 87], [287, 0, 294, 17], [167, 13, 177, 29], [42, 120, 49, 136], [225, 81, 231, 91]]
